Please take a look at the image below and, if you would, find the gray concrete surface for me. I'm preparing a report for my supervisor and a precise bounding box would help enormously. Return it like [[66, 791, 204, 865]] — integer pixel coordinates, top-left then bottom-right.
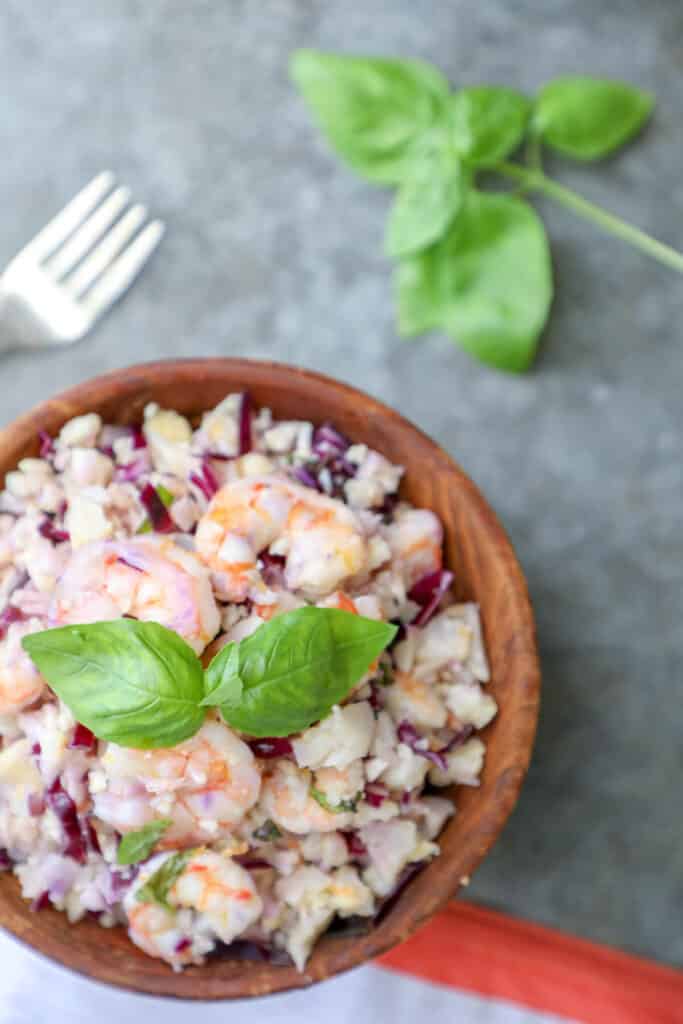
[[1, 0, 681, 968]]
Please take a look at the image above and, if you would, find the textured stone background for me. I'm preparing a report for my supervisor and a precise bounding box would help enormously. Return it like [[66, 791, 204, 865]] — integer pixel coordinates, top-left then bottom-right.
[[1, 0, 681, 966]]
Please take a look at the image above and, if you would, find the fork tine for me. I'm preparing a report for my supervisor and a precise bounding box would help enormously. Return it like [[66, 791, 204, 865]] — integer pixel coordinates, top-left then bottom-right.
[[66, 204, 148, 297], [19, 171, 115, 263], [82, 220, 165, 322], [46, 186, 131, 279]]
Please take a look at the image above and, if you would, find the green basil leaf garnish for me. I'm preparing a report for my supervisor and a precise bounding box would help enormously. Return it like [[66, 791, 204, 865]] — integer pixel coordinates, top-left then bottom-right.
[[293, 52, 683, 371], [450, 86, 530, 167], [385, 137, 466, 259], [22, 609, 397, 751], [202, 641, 243, 707], [397, 190, 552, 371], [117, 819, 172, 866], [22, 620, 206, 750], [136, 850, 193, 908], [533, 77, 653, 161], [290, 50, 450, 184], [203, 608, 396, 738]]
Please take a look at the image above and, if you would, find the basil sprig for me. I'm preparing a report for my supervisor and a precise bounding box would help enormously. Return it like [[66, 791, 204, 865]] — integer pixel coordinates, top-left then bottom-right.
[[22, 609, 396, 750], [291, 52, 682, 371]]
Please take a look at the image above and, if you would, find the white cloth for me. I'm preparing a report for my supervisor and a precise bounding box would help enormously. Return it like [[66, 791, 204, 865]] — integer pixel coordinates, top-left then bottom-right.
[[0, 929, 575, 1024]]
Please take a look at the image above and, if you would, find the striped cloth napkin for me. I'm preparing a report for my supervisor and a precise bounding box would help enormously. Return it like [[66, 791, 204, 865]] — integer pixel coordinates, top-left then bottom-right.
[[0, 902, 680, 1023]]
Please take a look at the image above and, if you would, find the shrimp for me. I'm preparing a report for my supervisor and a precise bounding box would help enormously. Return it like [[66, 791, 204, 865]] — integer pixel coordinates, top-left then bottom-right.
[[92, 719, 261, 845], [49, 536, 220, 655], [0, 617, 46, 714], [259, 760, 355, 835], [384, 507, 443, 588], [195, 475, 368, 602], [125, 849, 262, 967]]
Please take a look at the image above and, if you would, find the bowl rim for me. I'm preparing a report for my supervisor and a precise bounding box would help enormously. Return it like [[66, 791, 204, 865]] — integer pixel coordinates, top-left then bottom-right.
[[0, 358, 540, 999]]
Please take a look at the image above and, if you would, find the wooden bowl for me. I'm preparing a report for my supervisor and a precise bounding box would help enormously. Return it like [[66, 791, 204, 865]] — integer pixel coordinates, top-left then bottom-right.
[[0, 359, 540, 998]]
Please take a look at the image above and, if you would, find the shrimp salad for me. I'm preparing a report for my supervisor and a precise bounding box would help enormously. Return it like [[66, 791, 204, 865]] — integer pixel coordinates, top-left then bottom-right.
[[0, 394, 495, 971]]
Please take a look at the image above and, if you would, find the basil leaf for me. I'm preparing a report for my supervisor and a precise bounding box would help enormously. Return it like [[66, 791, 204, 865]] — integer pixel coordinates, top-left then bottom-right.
[[202, 641, 244, 707], [397, 190, 552, 371], [205, 607, 397, 737], [136, 850, 193, 908], [290, 49, 450, 184], [395, 241, 447, 337], [310, 787, 359, 814], [533, 77, 654, 161], [385, 137, 466, 259], [450, 86, 531, 167], [117, 819, 172, 866], [22, 620, 206, 750]]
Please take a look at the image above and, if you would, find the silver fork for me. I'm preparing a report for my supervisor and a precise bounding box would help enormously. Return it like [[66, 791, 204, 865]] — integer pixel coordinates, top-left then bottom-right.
[[0, 171, 164, 352]]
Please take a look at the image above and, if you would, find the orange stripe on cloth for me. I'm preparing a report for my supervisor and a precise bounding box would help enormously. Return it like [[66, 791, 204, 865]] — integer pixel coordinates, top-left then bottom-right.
[[378, 902, 683, 1024]]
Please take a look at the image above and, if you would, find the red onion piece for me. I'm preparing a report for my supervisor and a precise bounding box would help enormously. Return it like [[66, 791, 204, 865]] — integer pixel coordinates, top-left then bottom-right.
[[130, 425, 147, 450], [139, 484, 176, 533], [107, 869, 137, 904], [0, 606, 24, 640], [313, 423, 350, 454], [0, 849, 12, 871], [190, 460, 220, 501], [189, 474, 210, 501], [408, 570, 445, 605], [205, 450, 234, 462], [86, 820, 101, 854], [31, 742, 41, 757], [31, 891, 50, 912], [117, 555, 143, 573], [28, 794, 46, 817], [69, 724, 97, 751], [331, 455, 357, 477], [247, 737, 293, 759], [368, 681, 384, 711], [46, 778, 88, 864], [38, 431, 55, 458], [340, 831, 368, 858], [233, 855, 271, 870], [115, 457, 148, 483], [397, 720, 448, 772], [363, 783, 389, 808], [292, 465, 320, 491], [238, 393, 252, 455], [39, 518, 70, 543], [441, 724, 475, 753], [408, 570, 454, 627], [201, 459, 220, 496], [174, 937, 192, 954]]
